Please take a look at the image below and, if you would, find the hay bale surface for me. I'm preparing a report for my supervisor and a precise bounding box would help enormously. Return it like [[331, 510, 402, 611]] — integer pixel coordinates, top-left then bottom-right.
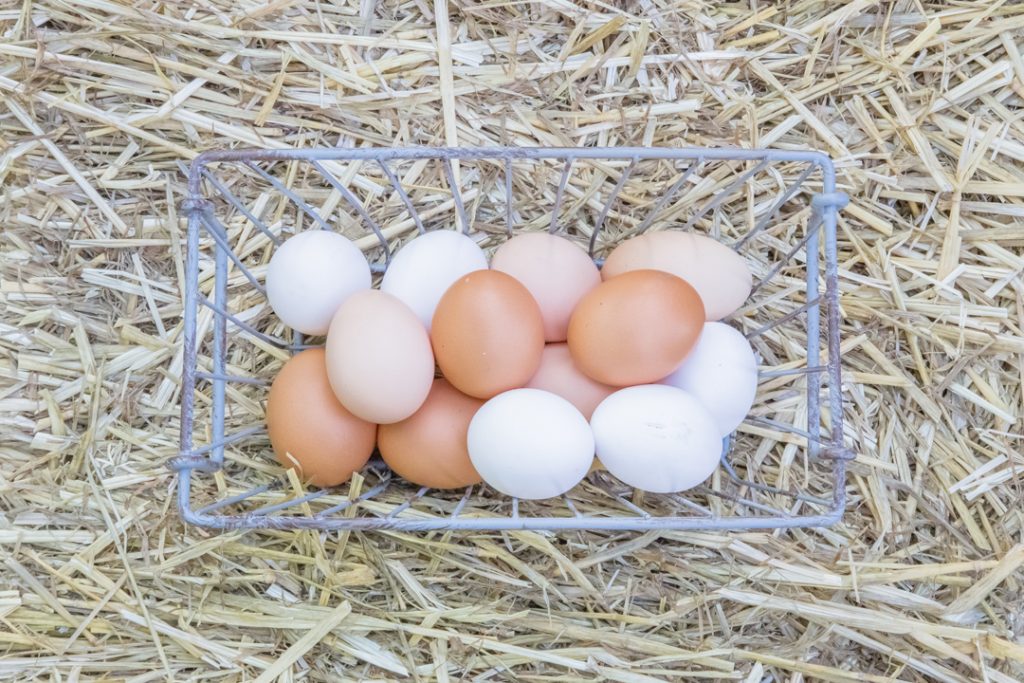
[[2, 2, 1023, 681]]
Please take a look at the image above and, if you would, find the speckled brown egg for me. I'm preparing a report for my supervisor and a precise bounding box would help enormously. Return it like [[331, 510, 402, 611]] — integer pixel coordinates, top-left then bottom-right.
[[431, 270, 545, 399], [378, 378, 483, 489], [266, 348, 376, 487], [567, 269, 705, 386]]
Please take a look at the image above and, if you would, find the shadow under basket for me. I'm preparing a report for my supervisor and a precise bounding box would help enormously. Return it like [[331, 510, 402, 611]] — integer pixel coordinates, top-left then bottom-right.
[[172, 146, 853, 532]]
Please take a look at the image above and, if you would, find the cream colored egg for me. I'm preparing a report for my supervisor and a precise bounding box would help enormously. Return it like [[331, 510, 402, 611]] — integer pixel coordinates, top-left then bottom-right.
[[491, 233, 601, 342], [601, 231, 751, 321], [325, 290, 434, 424]]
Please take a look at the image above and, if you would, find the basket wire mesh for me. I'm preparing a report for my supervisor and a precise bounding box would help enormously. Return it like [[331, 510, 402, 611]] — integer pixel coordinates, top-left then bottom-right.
[[173, 147, 851, 532]]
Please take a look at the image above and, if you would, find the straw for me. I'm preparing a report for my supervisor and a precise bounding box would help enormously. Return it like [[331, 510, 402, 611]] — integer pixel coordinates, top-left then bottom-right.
[[2, 1, 1024, 681]]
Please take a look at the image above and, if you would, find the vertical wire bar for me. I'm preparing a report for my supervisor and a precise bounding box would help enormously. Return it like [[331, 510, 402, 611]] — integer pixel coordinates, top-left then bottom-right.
[[377, 159, 425, 235], [195, 484, 275, 515], [747, 218, 820, 298], [614, 496, 652, 519], [180, 204, 201, 461], [252, 489, 331, 515], [548, 158, 573, 234], [744, 297, 820, 340], [199, 211, 267, 295], [758, 365, 827, 379], [311, 160, 393, 265], [182, 427, 266, 458], [806, 205, 823, 460], [588, 157, 637, 256], [733, 164, 816, 251], [504, 158, 514, 238], [744, 416, 826, 443], [451, 486, 474, 519], [244, 162, 334, 231], [668, 494, 715, 517], [718, 456, 832, 506], [563, 496, 582, 518], [199, 295, 290, 348], [821, 171, 848, 515], [680, 159, 769, 233], [443, 158, 470, 234], [387, 487, 429, 518], [201, 169, 283, 247], [196, 372, 269, 386], [628, 160, 700, 236], [314, 480, 391, 517], [211, 225, 227, 467], [701, 487, 788, 517]]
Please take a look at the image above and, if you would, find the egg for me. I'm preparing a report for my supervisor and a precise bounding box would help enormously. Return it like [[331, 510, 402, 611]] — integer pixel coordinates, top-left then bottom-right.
[[491, 233, 601, 342], [266, 349, 376, 487], [266, 230, 371, 335], [431, 270, 545, 399], [660, 322, 758, 436], [467, 389, 594, 499], [567, 269, 704, 386], [601, 231, 751, 320], [325, 290, 435, 424], [526, 343, 615, 419], [590, 385, 721, 493], [380, 230, 488, 331], [378, 378, 483, 489]]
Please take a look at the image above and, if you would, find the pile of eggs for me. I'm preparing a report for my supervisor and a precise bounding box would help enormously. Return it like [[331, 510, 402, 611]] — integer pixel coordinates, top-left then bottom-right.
[[264, 228, 756, 499]]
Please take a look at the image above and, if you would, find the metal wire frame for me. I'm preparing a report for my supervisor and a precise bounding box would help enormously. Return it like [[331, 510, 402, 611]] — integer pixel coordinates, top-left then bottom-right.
[[173, 146, 851, 532]]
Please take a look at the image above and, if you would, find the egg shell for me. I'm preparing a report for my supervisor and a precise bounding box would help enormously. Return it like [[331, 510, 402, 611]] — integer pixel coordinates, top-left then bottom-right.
[[431, 270, 545, 399], [526, 343, 616, 419], [467, 388, 594, 499], [601, 231, 752, 320], [491, 233, 601, 342], [378, 378, 483, 489], [590, 385, 721, 493], [266, 348, 376, 487], [660, 322, 758, 436], [266, 231, 371, 335], [325, 290, 435, 424], [567, 269, 704, 386], [380, 230, 489, 331]]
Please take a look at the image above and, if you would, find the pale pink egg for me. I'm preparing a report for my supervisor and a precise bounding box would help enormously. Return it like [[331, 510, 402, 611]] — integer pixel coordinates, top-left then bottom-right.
[[491, 233, 601, 342]]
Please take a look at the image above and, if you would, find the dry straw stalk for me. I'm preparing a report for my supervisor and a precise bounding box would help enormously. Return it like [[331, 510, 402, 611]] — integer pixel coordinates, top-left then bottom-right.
[[1, 1, 1023, 681]]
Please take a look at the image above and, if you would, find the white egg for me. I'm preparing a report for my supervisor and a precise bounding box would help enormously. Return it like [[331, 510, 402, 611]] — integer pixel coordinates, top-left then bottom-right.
[[380, 230, 488, 331], [265, 231, 371, 335], [591, 385, 721, 493], [467, 389, 594, 499], [659, 322, 758, 435]]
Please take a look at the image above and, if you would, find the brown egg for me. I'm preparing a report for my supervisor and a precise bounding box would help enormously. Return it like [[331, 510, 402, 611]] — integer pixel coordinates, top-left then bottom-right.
[[378, 378, 483, 489], [266, 348, 376, 487], [526, 343, 615, 419], [567, 269, 705, 386], [431, 270, 545, 399]]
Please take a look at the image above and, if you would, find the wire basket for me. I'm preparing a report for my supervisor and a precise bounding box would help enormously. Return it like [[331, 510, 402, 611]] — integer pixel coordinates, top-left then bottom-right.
[[173, 146, 851, 532]]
